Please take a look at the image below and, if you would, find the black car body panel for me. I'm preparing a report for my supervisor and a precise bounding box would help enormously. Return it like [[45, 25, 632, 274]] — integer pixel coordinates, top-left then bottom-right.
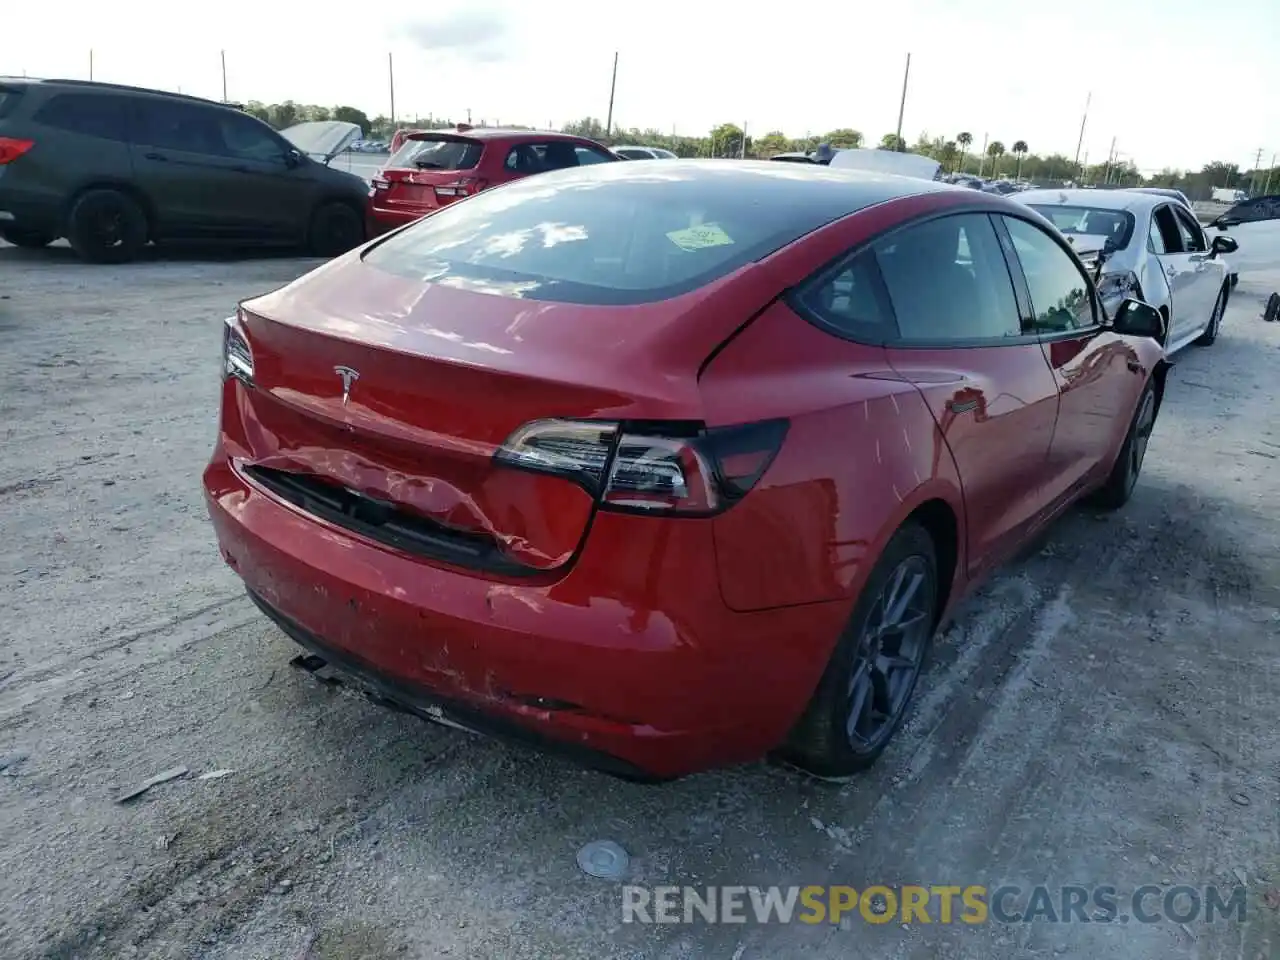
[[0, 79, 369, 253]]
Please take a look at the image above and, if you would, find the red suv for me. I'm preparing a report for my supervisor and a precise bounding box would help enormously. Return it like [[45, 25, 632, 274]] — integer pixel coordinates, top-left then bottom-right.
[[368, 126, 618, 235]]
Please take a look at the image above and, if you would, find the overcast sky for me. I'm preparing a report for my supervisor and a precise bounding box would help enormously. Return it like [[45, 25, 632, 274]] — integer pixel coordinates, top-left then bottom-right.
[[4, 0, 1276, 172]]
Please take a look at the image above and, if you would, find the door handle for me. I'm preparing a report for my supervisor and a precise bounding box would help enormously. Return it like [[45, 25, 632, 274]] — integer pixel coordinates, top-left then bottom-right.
[[144, 152, 167, 161]]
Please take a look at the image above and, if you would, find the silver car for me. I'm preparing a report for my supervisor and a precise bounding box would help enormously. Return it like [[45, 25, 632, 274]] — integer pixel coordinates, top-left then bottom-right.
[[613, 145, 678, 160], [1016, 189, 1236, 353]]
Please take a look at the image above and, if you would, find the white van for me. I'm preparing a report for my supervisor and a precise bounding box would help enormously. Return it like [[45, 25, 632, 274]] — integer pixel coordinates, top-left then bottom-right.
[[827, 148, 941, 181]]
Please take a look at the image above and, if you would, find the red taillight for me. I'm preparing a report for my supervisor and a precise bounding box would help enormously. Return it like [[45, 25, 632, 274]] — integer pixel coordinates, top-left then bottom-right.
[[434, 177, 487, 202], [0, 137, 34, 165], [494, 418, 788, 516]]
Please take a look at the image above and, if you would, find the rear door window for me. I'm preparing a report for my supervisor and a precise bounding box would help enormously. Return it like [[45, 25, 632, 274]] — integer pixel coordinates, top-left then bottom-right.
[[0, 88, 24, 120], [32, 93, 131, 141], [387, 136, 482, 171], [132, 100, 221, 154], [504, 141, 594, 174], [873, 213, 1022, 342], [363, 170, 851, 305]]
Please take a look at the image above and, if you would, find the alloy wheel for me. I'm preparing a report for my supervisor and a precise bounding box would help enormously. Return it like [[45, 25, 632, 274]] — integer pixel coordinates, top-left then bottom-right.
[[846, 555, 935, 749]]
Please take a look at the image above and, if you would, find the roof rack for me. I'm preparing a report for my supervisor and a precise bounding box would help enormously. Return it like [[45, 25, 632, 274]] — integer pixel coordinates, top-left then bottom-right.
[[28, 78, 236, 108]]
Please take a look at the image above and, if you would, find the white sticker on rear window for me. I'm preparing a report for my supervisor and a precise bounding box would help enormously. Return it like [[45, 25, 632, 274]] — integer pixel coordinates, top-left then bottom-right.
[[666, 223, 735, 251]]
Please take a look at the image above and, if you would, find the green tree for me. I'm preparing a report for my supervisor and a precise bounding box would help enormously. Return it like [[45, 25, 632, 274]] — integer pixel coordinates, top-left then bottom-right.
[[710, 123, 746, 158], [956, 132, 973, 173], [754, 131, 791, 158], [880, 132, 906, 151], [1012, 140, 1029, 180], [822, 128, 863, 149], [267, 101, 300, 129], [563, 117, 607, 141], [243, 100, 271, 124], [987, 140, 1006, 177], [332, 106, 372, 134]]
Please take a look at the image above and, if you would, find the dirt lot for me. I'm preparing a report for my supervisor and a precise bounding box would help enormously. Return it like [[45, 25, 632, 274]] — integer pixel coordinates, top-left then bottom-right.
[[2, 237, 1278, 960]]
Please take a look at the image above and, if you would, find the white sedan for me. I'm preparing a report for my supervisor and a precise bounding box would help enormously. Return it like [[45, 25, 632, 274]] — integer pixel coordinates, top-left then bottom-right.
[[1016, 189, 1237, 353]]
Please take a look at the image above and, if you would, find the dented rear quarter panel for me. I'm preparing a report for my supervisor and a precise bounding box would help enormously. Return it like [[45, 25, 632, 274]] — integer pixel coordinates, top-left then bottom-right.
[[699, 300, 966, 616]]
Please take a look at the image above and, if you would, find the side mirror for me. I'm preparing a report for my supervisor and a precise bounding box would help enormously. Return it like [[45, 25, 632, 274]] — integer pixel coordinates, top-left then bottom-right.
[[1111, 298, 1166, 341], [284, 148, 304, 168], [1211, 234, 1239, 255]]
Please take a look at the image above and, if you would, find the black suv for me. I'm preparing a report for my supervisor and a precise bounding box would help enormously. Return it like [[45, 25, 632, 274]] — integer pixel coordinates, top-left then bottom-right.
[[0, 79, 370, 262]]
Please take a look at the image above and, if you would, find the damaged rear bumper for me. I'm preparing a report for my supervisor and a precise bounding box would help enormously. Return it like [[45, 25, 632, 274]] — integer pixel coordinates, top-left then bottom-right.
[[250, 590, 663, 781], [204, 449, 846, 778]]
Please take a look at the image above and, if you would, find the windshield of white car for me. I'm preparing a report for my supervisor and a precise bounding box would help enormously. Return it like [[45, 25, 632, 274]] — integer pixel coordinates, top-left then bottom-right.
[[1028, 205, 1135, 249]]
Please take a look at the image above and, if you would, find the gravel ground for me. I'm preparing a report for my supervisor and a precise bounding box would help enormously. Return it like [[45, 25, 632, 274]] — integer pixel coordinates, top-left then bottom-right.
[[1, 234, 1278, 960]]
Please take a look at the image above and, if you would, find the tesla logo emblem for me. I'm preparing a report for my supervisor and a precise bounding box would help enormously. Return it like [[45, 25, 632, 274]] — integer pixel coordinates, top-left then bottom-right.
[[334, 365, 360, 405]]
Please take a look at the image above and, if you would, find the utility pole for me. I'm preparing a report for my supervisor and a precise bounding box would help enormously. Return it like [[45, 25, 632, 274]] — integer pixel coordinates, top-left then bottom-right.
[[1073, 91, 1091, 177], [466, 107, 472, 125], [1263, 153, 1277, 196], [605, 51, 618, 138], [88, 49, 94, 81], [388, 52, 396, 125], [220, 50, 227, 102], [978, 132, 988, 176], [1102, 136, 1116, 184], [894, 52, 911, 152], [741, 121, 748, 159], [1249, 147, 1264, 195]]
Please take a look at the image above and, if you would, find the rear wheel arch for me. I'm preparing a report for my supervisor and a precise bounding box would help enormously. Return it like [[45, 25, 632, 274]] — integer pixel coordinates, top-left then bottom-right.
[[63, 180, 157, 241], [906, 498, 960, 623]]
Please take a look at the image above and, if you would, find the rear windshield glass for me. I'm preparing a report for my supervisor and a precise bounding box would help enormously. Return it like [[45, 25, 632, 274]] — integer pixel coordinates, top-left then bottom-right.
[[362, 166, 850, 305], [1028, 205, 1135, 249], [0, 89, 22, 119], [387, 136, 482, 171]]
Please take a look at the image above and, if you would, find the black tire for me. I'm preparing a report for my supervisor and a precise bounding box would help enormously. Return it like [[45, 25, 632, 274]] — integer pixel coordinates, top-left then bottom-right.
[[1089, 376, 1157, 511], [1265, 293, 1280, 324], [0, 228, 55, 249], [1193, 284, 1227, 346], [308, 202, 364, 257], [66, 189, 147, 264], [781, 522, 939, 779]]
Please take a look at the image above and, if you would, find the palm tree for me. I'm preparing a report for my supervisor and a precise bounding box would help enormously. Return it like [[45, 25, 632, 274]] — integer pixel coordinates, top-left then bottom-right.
[[987, 141, 1006, 178], [956, 132, 973, 173], [1012, 140, 1029, 181]]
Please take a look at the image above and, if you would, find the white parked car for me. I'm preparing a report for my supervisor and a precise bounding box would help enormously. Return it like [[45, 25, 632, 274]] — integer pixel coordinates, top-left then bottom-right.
[[1017, 189, 1237, 353], [613, 145, 678, 160]]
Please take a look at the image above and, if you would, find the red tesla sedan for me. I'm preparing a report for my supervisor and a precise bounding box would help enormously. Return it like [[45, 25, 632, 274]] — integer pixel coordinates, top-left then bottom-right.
[[367, 126, 618, 236], [205, 161, 1168, 781]]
